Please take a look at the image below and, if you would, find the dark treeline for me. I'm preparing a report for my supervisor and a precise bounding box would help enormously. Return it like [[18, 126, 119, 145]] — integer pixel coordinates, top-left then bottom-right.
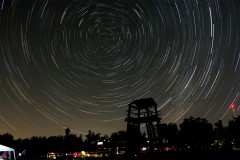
[[1, 115, 240, 159]]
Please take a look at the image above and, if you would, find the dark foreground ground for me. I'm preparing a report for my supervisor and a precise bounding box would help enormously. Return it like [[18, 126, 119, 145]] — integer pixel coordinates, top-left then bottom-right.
[[17, 150, 240, 160], [83, 150, 240, 160], [98, 150, 240, 160]]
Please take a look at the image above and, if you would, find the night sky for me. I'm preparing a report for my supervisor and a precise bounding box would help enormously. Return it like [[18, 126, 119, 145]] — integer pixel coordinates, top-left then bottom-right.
[[0, 0, 240, 139]]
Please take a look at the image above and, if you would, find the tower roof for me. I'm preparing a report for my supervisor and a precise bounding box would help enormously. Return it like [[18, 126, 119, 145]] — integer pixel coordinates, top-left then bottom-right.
[[129, 97, 157, 109]]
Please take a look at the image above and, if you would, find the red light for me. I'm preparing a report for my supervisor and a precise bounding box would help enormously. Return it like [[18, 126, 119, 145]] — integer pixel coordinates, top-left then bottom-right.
[[2, 153, 7, 158], [230, 103, 235, 109]]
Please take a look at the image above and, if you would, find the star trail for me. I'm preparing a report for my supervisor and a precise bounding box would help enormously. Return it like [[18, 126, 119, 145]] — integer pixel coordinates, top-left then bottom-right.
[[0, 0, 240, 138]]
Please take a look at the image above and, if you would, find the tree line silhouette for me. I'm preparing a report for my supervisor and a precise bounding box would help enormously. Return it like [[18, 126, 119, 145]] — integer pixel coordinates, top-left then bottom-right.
[[1, 115, 240, 159]]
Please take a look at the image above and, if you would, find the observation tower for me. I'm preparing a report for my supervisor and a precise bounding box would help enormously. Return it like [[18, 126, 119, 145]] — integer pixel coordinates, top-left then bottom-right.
[[125, 98, 162, 155]]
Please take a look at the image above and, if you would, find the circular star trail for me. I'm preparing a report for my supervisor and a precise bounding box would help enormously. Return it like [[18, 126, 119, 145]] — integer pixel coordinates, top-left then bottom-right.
[[0, 0, 240, 138]]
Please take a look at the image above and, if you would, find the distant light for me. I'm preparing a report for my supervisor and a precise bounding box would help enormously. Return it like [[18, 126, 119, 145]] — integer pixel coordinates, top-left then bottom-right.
[[81, 151, 86, 156], [230, 103, 235, 109], [142, 147, 147, 151], [97, 141, 103, 145]]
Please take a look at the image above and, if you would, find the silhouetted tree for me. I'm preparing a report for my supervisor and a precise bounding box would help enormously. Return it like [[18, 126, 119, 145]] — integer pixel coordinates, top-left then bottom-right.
[[159, 122, 179, 148], [65, 128, 70, 136], [46, 135, 64, 152], [110, 130, 127, 155], [0, 133, 14, 147], [63, 128, 84, 153], [214, 120, 224, 139], [84, 130, 101, 151], [85, 130, 101, 143], [67, 134, 83, 151], [178, 116, 214, 151], [159, 123, 168, 144], [14, 138, 25, 156], [227, 115, 240, 149], [25, 136, 47, 159], [213, 120, 226, 150]]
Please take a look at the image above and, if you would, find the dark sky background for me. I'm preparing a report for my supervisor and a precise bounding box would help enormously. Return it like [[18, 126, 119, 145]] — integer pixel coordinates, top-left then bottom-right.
[[0, 0, 240, 139]]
